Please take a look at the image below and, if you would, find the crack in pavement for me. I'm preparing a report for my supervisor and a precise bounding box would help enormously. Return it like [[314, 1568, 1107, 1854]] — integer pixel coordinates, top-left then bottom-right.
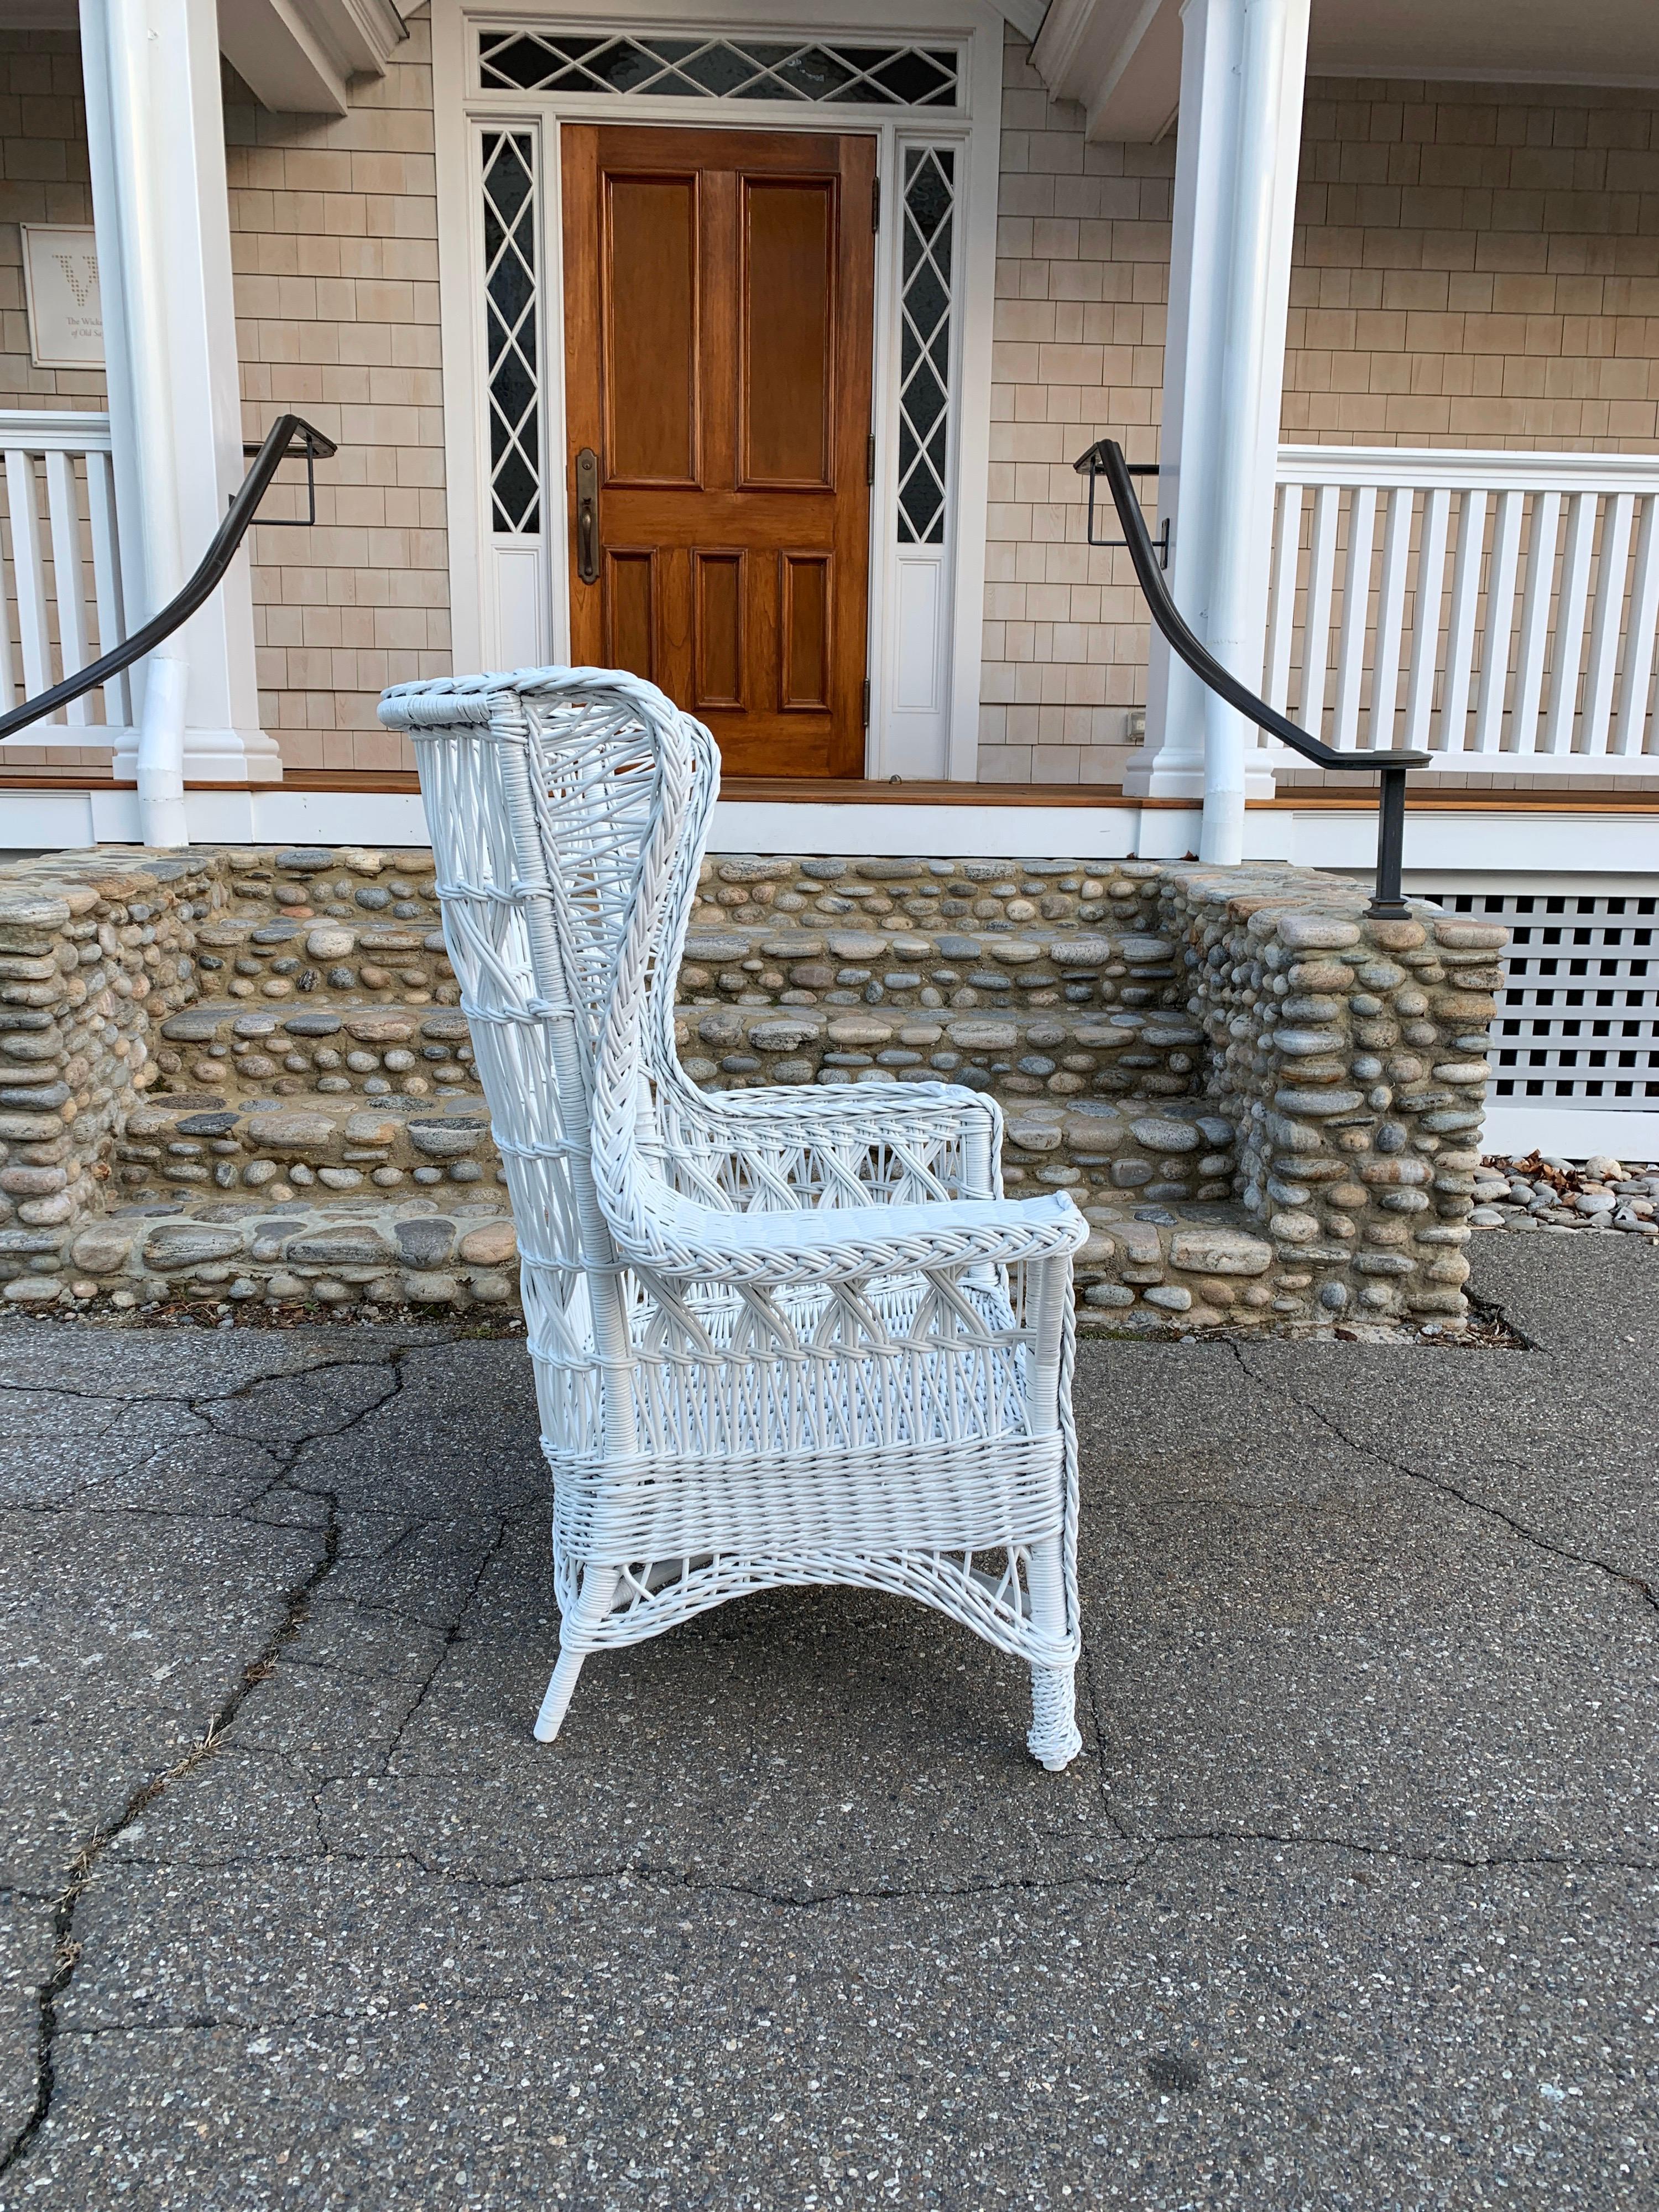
[[1463, 1285, 1541, 1353], [0, 1347, 425, 1416], [24, 1824, 1657, 2057], [1229, 1342, 1659, 1620], [74, 1819, 1659, 1918], [0, 1346, 419, 2183], [1145, 1825, 1656, 1875], [379, 1515, 517, 1767], [1077, 1637, 1136, 1846]]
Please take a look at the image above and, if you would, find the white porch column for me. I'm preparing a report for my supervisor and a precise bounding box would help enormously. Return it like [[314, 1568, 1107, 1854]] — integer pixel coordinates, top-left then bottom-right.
[[1122, 0, 1308, 862], [80, 0, 279, 818]]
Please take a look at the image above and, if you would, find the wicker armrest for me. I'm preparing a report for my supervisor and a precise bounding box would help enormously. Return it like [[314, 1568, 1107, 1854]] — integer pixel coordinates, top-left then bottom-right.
[[661, 1078, 1005, 1199], [609, 1187, 1086, 1287], [685, 1077, 995, 1125]]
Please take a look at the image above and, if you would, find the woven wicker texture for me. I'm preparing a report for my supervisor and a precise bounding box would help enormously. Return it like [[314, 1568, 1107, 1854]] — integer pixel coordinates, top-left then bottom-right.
[[378, 667, 1087, 1768]]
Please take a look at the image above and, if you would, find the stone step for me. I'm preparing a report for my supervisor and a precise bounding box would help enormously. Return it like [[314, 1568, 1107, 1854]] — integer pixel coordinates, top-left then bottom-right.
[[1073, 1201, 1285, 1329], [51, 1185, 1306, 1332], [153, 999, 480, 1104], [676, 1000, 1206, 1113], [65, 1189, 520, 1312], [677, 917, 1177, 1018], [112, 1090, 499, 1203]]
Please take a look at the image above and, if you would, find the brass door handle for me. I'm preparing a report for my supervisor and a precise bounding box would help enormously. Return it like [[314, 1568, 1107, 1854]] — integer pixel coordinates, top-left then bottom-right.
[[575, 448, 599, 585]]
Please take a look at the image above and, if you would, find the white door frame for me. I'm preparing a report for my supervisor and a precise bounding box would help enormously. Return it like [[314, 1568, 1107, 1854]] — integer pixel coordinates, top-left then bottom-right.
[[430, 0, 1004, 779]]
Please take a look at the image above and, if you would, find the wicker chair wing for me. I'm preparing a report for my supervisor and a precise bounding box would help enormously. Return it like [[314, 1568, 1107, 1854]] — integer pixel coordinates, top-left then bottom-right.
[[379, 665, 1086, 1770]]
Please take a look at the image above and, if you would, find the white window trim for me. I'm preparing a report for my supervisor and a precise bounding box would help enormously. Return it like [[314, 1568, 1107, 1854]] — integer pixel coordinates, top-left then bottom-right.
[[431, 0, 1004, 779]]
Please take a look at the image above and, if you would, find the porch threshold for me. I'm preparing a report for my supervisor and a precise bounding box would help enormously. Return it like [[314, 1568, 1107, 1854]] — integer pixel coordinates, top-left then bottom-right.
[[1, 768, 1655, 873]]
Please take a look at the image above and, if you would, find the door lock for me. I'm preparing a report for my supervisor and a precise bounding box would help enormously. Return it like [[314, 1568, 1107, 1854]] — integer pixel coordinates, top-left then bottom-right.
[[575, 448, 600, 585]]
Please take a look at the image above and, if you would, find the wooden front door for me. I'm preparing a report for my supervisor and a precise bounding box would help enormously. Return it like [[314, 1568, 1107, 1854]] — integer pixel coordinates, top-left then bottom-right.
[[562, 124, 876, 777]]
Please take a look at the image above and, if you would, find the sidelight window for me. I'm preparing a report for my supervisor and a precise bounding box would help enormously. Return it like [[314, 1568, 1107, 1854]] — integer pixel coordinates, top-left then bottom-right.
[[481, 131, 541, 535], [896, 145, 954, 547]]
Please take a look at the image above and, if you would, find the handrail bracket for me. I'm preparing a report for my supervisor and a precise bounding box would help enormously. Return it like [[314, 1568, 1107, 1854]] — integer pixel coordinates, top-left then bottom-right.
[[238, 422, 336, 528]]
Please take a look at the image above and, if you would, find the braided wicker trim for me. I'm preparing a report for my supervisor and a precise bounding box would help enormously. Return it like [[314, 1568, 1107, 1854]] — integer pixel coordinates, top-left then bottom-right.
[[558, 1549, 1079, 1672]]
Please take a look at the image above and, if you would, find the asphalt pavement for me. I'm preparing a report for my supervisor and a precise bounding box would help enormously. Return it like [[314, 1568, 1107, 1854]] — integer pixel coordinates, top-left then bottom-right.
[[0, 1234, 1653, 2208]]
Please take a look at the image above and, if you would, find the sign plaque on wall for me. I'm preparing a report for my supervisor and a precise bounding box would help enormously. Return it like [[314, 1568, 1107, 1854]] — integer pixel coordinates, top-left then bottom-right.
[[20, 225, 104, 369]]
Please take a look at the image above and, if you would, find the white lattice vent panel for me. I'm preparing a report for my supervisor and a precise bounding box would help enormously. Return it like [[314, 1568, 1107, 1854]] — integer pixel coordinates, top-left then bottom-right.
[[1423, 890, 1659, 1105]]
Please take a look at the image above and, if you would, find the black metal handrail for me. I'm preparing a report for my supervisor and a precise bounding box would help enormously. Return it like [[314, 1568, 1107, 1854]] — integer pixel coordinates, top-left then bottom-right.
[[0, 414, 336, 744], [1074, 437, 1428, 917]]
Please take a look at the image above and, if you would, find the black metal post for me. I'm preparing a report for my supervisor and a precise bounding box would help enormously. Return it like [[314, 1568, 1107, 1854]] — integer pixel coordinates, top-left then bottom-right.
[[1368, 764, 1410, 919]]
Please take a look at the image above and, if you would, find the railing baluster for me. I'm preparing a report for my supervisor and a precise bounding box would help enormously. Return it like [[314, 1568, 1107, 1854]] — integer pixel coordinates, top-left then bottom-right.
[[1368, 484, 1414, 749], [1264, 479, 1301, 718], [1297, 481, 1339, 740], [1402, 485, 1450, 753], [1473, 488, 1525, 754], [1613, 491, 1659, 757], [43, 448, 92, 726], [1331, 484, 1376, 750], [1579, 491, 1632, 759], [1543, 488, 1597, 755], [1510, 490, 1559, 755], [0, 467, 16, 712], [84, 449, 130, 729], [4, 448, 53, 705], [1438, 487, 1486, 754]]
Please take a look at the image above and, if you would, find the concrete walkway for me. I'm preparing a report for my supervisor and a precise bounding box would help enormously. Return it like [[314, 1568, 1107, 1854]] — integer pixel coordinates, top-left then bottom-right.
[[0, 1238, 1654, 2209]]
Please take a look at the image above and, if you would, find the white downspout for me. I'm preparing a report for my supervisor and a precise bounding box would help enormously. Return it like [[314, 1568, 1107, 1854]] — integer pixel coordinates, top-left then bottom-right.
[[134, 652, 189, 846]]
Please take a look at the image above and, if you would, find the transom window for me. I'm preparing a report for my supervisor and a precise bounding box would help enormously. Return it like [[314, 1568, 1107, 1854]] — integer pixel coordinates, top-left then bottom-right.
[[477, 30, 961, 107]]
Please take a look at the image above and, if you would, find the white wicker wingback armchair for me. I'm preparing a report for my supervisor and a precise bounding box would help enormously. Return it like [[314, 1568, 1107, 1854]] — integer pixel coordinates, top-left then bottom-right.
[[378, 667, 1089, 1768]]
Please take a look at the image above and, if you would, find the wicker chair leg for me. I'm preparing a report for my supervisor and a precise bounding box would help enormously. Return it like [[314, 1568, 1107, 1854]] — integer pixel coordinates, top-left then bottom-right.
[[533, 1564, 619, 1743], [533, 1646, 587, 1744], [1024, 1535, 1082, 1772]]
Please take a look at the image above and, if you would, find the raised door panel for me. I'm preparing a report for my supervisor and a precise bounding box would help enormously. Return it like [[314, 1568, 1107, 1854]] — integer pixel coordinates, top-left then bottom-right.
[[780, 554, 832, 710], [603, 549, 656, 681], [693, 550, 745, 709], [603, 175, 698, 486], [740, 181, 833, 489]]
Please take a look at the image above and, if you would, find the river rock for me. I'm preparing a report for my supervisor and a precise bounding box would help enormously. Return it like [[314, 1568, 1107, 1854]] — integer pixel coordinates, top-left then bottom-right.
[[407, 1117, 487, 1159], [1168, 1227, 1273, 1276], [394, 1218, 456, 1267], [245, 1111, 336, 1154], [70, 1226, 134, 1272], [286, 1228, 398, 1268], [144, 1224, 245, 1270], [458, 1220, 517, 1266], [1129, 1116, 1201, 1154]]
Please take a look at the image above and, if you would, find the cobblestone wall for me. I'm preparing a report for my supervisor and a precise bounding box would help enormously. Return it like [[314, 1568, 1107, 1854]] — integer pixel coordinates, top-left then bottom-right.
[[1157, 865, 1507, 1324], [0, 844, 1505, 1331], [0, 855, 211, 1281]]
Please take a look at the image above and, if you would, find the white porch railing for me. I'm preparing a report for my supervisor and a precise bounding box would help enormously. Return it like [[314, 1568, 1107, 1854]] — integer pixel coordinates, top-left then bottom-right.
[[1266, 446, 1659, 772], [0, 409, 129, 745]]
